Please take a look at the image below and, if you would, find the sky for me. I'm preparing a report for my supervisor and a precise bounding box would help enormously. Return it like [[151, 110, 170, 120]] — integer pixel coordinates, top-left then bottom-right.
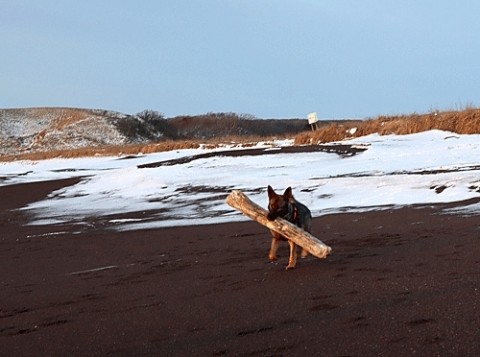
[[1, 130, 479, 229], [2, 1, 480, 119]]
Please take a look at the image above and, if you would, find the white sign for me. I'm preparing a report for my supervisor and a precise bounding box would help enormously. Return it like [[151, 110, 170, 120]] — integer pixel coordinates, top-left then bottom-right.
[[307, 112, 318, 124]]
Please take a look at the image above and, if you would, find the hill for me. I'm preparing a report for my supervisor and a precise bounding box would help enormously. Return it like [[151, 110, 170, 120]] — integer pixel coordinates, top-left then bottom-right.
[[0, 108, 344, 160], [0, 108, 134, 157]]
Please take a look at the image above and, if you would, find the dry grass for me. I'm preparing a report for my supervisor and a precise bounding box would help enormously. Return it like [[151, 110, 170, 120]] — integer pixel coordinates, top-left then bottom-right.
[[294, 108, 480, 145], [0, 140, 201, 162]]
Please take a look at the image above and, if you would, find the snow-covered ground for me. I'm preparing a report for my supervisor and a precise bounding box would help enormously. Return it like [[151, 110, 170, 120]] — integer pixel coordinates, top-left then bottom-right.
[[1, 130, 479, 230]]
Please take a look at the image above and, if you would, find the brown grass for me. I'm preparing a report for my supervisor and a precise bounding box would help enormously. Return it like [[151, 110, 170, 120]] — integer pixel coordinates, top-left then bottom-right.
[[294, 108, 480, 145], [0, 140, 201, 162]]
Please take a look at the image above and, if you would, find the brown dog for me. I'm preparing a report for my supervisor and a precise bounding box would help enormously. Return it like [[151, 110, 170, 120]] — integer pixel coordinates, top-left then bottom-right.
[[266, 185, 312, 269]]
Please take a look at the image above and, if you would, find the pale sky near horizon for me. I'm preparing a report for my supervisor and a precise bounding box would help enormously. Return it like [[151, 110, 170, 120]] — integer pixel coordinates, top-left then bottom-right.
[[2, 1, 480, 119]]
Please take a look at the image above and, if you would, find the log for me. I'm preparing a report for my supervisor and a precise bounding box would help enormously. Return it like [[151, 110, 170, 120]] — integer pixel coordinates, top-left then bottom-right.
[[226, 190, 332, 259]]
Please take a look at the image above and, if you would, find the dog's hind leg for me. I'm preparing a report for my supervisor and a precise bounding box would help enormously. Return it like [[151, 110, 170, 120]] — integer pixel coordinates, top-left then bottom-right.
[[286, 240, 297, 270]]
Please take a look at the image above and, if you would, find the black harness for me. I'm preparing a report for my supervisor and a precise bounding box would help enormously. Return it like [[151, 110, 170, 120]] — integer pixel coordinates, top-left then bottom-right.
[[285, 202, 299, 225]]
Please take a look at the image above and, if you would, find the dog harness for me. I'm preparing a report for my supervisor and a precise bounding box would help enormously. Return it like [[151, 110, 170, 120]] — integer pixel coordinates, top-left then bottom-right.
[[286, 202, 299, 225]]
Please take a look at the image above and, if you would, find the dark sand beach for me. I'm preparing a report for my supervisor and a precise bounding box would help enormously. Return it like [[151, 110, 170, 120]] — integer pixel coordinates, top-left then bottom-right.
[[1, 178, 480, 356]]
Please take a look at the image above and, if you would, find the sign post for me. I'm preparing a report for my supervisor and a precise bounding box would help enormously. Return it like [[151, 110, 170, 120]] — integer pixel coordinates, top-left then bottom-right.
[[307, 112, 319, 131]]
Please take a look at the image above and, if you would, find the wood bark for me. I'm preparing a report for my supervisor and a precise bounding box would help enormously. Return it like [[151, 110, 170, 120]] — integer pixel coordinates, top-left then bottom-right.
[[226, 190, 332, 259]]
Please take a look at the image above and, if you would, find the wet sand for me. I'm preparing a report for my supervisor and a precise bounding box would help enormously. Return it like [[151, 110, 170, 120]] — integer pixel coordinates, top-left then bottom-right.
[[1, 179, 480, 356]]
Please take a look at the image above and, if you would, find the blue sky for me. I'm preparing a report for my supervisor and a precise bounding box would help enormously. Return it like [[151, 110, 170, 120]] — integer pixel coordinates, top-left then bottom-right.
[[2, 1, 480, 119]]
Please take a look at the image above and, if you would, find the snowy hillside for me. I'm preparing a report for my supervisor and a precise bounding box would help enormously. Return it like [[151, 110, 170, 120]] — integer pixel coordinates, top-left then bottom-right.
[[0, 108, 311, 158], [0, 108, 143, 156]]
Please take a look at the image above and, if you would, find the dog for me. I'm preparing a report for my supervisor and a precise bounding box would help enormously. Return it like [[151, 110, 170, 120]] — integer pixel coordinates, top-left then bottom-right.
[[266, 185, 312, 270]]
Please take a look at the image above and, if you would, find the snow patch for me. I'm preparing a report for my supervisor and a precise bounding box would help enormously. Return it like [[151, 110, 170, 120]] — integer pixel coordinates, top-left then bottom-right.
[[1, 130, 479, 230]]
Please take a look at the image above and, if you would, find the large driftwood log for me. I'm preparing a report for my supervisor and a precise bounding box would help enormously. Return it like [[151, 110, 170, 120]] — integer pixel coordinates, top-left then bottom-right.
[[226, 190, 332, 259]]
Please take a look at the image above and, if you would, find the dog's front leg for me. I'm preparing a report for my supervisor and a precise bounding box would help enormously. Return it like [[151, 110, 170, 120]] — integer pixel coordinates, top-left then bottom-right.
[[268, 237, 280, 261], [286, 240, 297, 270]]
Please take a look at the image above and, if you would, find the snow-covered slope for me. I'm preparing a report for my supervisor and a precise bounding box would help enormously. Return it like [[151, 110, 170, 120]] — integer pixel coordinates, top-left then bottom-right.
[[0, 108, 134, 156]]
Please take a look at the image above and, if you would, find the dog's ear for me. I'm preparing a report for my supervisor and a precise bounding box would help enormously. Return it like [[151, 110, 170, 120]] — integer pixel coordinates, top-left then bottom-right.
[[267, 185, 276, 198], [283, 187, 293, 200]]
